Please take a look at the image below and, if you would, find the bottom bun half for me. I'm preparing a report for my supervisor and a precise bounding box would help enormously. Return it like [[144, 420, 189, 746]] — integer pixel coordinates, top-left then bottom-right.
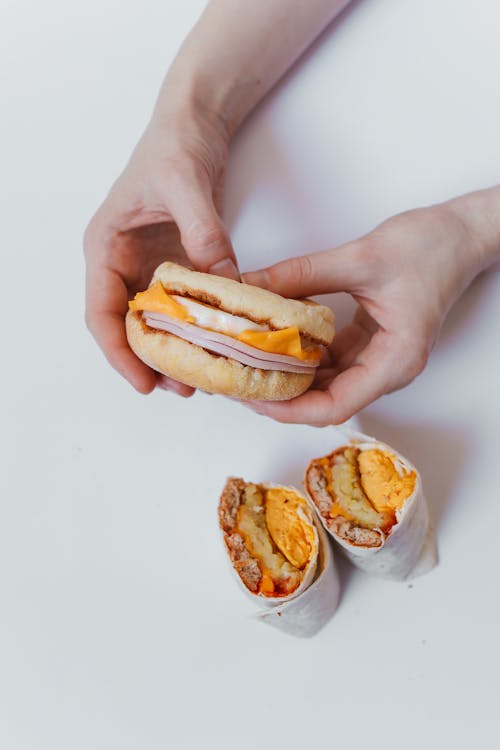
[[126, 311, 314, 400]]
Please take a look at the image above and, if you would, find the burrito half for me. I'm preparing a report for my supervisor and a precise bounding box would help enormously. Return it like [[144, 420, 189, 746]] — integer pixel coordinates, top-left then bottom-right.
[[219, 478, 339, 635], [305, 436, 437, 580]]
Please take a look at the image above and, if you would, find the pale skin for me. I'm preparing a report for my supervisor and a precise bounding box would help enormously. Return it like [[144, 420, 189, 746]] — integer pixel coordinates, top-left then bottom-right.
[[84, 0, 500, 423]]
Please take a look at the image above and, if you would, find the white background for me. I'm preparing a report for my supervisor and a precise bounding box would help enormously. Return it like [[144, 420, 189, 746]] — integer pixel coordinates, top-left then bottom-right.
[[2, 1, 500, 748]]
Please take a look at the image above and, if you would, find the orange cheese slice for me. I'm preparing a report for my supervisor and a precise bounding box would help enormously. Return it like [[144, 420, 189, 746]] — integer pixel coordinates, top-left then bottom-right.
[[128, 281, 194, 322], [238, 327, 320, 362]]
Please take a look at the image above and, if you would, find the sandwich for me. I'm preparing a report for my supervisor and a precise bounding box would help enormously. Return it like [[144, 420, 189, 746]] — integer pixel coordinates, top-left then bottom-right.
[[305, 434, 437, 580], [218, 477, 340, 636], [126, 262, 334, 400]]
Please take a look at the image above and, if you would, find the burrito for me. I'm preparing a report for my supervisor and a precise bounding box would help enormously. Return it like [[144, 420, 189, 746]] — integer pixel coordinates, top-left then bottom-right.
[[219, 478, 339, 636], [305, 434, 437, 580]]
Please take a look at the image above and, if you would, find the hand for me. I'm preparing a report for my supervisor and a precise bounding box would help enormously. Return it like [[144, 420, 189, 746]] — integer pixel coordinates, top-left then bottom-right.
[[243, 202, 485, 425], [83, 0, 355, 397], [84, 106, 238, 396]]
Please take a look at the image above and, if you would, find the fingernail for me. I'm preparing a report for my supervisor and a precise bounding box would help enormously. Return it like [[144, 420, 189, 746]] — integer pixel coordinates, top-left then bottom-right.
[[157, 375, 195, 398], [157, 375, 180, 392], [241, 270, 268, 289], [157, 377, 173, 392], [209, 258, 240, 281]]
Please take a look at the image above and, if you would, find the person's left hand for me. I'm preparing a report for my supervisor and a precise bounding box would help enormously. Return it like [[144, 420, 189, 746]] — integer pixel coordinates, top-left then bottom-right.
[[241, 202, 484, 426]]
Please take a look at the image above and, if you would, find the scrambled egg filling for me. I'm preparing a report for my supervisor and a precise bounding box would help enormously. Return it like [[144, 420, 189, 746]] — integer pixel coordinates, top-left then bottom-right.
[[236, 485, 316, 596], [265, 488, 317, 569], [358, 449, 416, 514], [329, 448, 416, 532]]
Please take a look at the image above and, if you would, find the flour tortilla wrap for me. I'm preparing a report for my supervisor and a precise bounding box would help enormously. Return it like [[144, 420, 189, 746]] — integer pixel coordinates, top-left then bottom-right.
[[256, 519, 339, 637], [305, 431, 437, 581], [219, 479, 340, 637]]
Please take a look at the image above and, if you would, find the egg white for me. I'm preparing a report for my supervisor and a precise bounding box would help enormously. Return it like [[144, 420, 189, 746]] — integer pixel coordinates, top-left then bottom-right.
[[172, 295, 268, 336]]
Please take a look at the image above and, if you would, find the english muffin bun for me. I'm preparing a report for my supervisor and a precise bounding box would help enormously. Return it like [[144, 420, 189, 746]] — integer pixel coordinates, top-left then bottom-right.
[[125, 262, 334, 400]]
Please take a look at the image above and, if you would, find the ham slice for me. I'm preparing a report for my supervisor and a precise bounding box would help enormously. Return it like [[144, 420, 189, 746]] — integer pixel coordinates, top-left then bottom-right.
[[143, 312, 319, 374]]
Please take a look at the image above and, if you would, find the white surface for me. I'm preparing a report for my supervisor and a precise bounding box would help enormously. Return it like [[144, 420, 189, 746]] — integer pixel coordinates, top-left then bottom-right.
[[2, 1, 500, 748]]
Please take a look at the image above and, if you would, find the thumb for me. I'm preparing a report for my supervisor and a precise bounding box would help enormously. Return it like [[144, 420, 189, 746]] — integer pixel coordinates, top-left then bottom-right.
[[242, 243, 367, 298], [165, 165, 240, 280]]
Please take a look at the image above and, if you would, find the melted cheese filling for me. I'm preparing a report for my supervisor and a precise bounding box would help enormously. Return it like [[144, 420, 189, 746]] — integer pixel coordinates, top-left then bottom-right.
[[129, 282, 194, 321], [129, 282, 321, 362], [327, 448, 416, 532], [236, 484, 317, 597]]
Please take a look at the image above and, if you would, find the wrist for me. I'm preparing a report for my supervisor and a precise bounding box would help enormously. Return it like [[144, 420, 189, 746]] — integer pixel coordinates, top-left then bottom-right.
[[152, 0, 352, 143], [446, 187, 500, 275], [151, 72, 233, 145], [153, 38, 253, 142]]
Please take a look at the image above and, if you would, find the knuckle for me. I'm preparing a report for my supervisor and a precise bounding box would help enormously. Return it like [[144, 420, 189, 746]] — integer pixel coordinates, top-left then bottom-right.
[[288, 255, 314, 287], [183, 221, 227, 253], [83, 220, 97, 257], [349, 238, 369, 260], [405, 347, 429, 381], [329, 412, 347, 427], [107, 350, 125, 376], [413, 348, 429, 377], [84, 308, 96, 335], [83, 206, 112, 259]]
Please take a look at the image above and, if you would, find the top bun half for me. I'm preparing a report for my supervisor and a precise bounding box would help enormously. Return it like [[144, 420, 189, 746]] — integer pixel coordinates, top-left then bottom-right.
[[151, 262, 335, 346]]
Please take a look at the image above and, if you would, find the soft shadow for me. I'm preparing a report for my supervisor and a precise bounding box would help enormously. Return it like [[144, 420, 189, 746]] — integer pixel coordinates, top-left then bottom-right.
[[330, 544, 358, 595], [357, 413, 471, 530], [318, 292, 357, 331], [438, 266, 500, 350], [224, 0, 366, 252], [287, 0, 365, 74], [225, 123, 317, 254]]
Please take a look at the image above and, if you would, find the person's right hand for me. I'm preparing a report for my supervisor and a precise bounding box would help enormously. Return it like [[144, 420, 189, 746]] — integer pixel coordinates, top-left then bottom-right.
[[84, 106, 238, 396]]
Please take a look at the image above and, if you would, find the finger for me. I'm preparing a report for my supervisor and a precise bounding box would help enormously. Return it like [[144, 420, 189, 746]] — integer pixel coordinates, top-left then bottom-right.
[[322, 332, 405, 422], [164, 164, 240, 280], [241, 390, 337, 428], [312, 367, 338, 390], [247, 331, 405, 426], [328, 318, 373, 372], [157, 375, 195, 397], [311, 319, 372, 391], [85, 262, 157, 394], [242, 242, 367, 297]]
